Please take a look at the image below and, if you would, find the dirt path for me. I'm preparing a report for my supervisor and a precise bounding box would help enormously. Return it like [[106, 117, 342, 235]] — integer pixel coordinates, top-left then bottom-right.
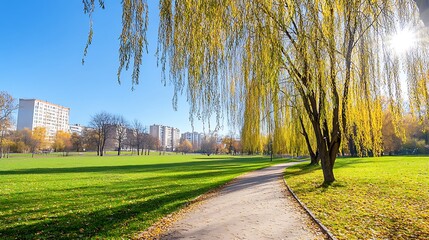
[[158, 162, 325, 239]]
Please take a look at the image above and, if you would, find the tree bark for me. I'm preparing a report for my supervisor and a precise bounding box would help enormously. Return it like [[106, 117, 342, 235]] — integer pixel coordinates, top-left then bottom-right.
[[310, 152, 319, 165], [100, 142, 105, 156], [299, 116, 319, 165], [308, 107, 340, 185], [317, 139, 338, 185], [320, 156, 335, 184]]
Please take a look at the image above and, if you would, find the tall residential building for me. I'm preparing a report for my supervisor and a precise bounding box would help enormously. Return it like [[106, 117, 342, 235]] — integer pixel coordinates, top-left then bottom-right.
[[17, 99, 70, 142], [181, 132, 204, 150], [150, 124, 180, 151]]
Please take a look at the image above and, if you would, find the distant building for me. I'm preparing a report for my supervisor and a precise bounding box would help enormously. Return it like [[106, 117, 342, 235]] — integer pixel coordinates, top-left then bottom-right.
[[17, 99, 70, 142], [181, 132, 204, 150], [150, 124, 180, 151], [69, 124, 84, 135]]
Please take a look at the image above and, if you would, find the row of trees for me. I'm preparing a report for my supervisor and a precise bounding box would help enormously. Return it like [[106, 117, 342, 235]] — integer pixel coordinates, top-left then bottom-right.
[[0, 91, 244, 157], [1, 127, 48, 157], [89, 112, 159, 156], [236, 107, 429, 157], [0, 92, 161, 157], [176, 135, 242, 156], [382, 112, 429, 155], [0, 119, 159, 158]]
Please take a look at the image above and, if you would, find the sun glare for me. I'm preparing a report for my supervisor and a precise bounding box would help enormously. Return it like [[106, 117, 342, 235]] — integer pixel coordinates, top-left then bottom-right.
[[388, 28, 417, 55]]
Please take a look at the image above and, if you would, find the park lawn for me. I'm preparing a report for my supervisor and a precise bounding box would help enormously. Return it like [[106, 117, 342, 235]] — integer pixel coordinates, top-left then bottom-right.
[[0, 154, 287, 239], [285, 156, 429, 240]]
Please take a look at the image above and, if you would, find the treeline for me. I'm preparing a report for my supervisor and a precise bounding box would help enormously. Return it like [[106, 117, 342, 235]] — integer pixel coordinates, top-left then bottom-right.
[[0, 111, 160, 158], [381, 112, 429, 156], [176, 135, 242, 156], [238, 109, 429, 158], [88, 112, 159, 156], [0, 123, 159, 158]]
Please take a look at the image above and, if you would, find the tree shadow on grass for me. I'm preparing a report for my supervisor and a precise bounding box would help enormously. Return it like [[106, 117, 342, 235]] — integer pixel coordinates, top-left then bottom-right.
[[285, 163, 321, 177], [285, 158, 367, 190], [0, 166, 262, 213], [193, 156, 269, 160], [0, 189, 206, 240], [286, 157, 381, 178], [0, 157, 284, 176]]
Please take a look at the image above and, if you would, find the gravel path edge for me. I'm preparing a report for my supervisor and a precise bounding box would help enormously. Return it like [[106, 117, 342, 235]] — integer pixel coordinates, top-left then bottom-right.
[[283, 177, 338, 240]]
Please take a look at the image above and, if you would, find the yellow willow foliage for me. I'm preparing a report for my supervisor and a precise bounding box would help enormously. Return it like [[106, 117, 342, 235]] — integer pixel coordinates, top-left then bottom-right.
[[271, 93, 312, 155], [241, 82, 263, 153], [83, 0, 148, 88], [280, 117, 309, 156], [158, 0, 429, 156]]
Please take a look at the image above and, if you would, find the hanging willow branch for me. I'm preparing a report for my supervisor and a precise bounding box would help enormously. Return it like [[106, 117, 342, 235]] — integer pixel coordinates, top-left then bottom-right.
[[82, 0, 105, 65], [82, 0, 148, 89]]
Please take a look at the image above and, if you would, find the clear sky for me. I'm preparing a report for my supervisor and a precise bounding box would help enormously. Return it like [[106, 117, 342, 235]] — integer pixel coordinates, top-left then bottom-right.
[[0, 1, 226, 134]]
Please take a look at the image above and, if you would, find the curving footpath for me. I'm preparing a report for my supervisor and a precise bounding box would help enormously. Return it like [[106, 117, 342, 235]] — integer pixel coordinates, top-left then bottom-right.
[[158, 162, 326, 239]]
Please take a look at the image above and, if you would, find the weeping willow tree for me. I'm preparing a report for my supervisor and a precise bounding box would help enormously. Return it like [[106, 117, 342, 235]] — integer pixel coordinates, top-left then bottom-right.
[[84, 0, 429, 184], [156, 0, 429, 184]]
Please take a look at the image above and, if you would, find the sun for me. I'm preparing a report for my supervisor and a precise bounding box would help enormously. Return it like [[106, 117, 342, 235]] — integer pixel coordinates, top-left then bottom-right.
[[388, 28, 417, 55]]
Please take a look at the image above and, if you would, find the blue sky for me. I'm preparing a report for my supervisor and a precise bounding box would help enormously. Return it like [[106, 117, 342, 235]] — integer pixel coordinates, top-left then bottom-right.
[[0, 1, 222, 134]]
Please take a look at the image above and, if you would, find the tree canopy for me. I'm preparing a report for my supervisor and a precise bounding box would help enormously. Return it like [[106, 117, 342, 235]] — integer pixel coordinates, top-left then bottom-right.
[[156, 0, 429, 184], [87, 0, 429, 184]]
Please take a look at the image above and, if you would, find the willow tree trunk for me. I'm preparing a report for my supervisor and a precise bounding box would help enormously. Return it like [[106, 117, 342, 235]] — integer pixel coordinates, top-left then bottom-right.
[[310, 152, 320, 165], [320, 156, 335, 184], [317, 137, 340, 185], [299, 116, 319, 165], [117, 142, 121, 156], [309, 114, 341, 185]]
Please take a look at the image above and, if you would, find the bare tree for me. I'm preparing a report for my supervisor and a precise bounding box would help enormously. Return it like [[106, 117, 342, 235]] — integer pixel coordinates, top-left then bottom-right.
[[70, 132, 84, 152], [0, 92, 18, 158], [112, 114, 128, 156], [201, 136, 217, 156], [131, 119, 145, 155], [142, 133, 158, 155], [82, 128, 98, 151], [124, 129, 135, 154], [89, 112, 113, 156]]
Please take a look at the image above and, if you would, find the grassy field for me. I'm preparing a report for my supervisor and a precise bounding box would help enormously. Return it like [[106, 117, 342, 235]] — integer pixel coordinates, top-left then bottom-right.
[[285, 156, 429, 240], [0, 154, 287, 239]]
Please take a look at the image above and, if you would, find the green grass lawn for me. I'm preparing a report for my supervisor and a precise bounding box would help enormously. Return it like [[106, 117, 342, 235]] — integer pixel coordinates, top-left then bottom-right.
[[285, 156, 429, 240], [0, 154, 286, 239]]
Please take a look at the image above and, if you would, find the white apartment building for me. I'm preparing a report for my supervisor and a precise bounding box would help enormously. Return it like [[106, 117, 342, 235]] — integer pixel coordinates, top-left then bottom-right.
[[150, 124, 180, 151], [17, 99, 70, 142], [69, 124, 84, 135], [181, 132, 204, 150]]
